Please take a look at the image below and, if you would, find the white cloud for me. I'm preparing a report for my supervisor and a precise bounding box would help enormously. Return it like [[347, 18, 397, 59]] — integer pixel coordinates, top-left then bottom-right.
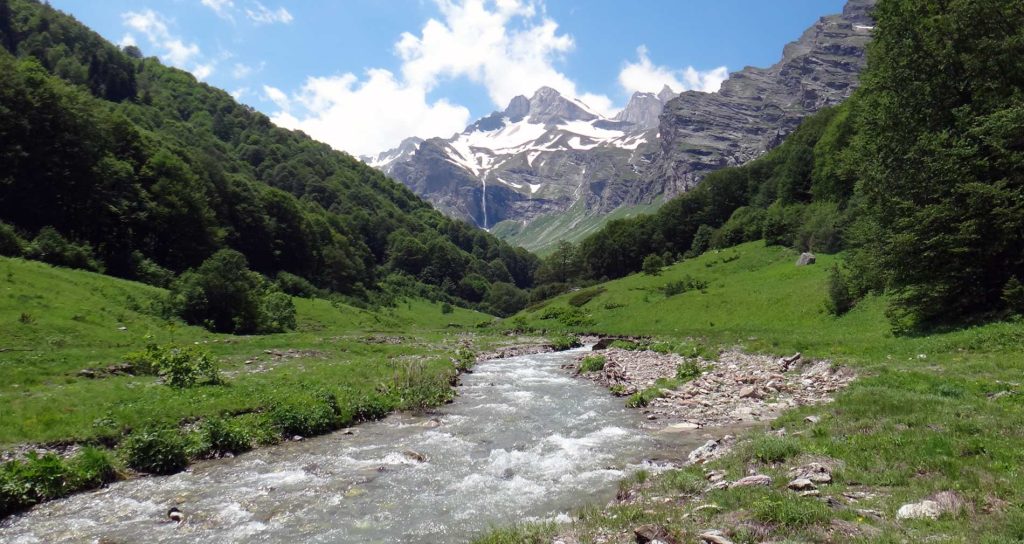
[[230, 87, 250, 100], [246, 2, 293, 25], [118, 33, 136, 48], [232, 63, 253, 79], [266, 71, 471, 157], [122, 10, 212, 77], [619, 46, 728, 95], [270, 0, 622, 156], [201, 0, 235, 20]]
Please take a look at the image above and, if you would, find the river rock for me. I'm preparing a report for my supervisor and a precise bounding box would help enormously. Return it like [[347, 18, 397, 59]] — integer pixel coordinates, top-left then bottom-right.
[[896, 500, 942, 520], [698, 530, 735, 544], [402, 450, 427, 463], [634, 524, 678, 544], [796, 252, 816, 266], [732, 474, 772, 488], [687, 439, 722, 465], [790, 462, 833, 484], [787, 478, 816, 491]]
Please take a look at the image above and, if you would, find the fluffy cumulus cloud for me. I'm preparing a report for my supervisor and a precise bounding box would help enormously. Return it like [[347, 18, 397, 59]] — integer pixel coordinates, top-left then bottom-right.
[[269, 0, 621, 156], [619, 46, 729, 95], [122, 10, 211, 78], [266, 70, 471, 157]]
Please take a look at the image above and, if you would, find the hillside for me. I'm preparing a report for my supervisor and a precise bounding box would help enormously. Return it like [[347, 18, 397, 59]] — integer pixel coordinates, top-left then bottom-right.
[[0, 0, 537, 313], [503, 242, 1024, 542]]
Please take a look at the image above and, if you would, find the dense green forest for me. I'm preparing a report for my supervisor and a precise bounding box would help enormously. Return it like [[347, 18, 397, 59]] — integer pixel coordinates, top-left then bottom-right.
[[533, 0, 1024, 331], [0, 0, 538, 328]]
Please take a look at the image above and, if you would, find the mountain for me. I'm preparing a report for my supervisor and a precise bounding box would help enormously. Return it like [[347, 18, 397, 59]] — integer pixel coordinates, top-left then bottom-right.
[[643, 0, 876, 197], [0, 0, 538, 312], [369, 0, 875, 252]]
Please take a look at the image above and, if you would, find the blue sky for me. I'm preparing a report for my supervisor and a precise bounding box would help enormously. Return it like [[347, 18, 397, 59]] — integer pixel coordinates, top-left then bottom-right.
[[50, 0, 846, 156]]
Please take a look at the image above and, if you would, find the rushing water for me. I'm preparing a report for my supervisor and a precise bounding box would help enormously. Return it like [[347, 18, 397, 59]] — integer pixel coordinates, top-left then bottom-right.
[[1, 348, 716, 544]]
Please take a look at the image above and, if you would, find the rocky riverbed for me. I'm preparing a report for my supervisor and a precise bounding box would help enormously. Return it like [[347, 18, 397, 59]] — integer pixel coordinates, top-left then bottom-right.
[[570, 348, 855, 429]]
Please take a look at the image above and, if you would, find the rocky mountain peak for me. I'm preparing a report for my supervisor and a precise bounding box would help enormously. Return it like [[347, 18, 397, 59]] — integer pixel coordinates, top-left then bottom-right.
[[614, 91, 666, 130], [657, 85, 677, 103], [527, 86, 597, 125], [504, 94, 531, 122]]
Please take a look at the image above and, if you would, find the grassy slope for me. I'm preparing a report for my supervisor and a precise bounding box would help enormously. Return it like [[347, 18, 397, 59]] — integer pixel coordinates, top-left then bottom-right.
[[0, 256, 492, 447], [499, 242, 1024, 542], [492, 199, 662, 255]]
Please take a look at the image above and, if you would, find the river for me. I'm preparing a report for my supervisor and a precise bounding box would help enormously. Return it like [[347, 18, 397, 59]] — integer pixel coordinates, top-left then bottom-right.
[[0, 347, 717, 543]]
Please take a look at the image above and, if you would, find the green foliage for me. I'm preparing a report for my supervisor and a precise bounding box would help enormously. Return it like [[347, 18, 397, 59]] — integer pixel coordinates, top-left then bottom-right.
[[675, 360, 704, 381], [0, 221, 26, 257], [121, 425, 189, 474], [452, 346, 475, 372], [749, 434, 802, 464], [167, 250, 295, 334], [441, 302, 453, 314], [483, 282, 528, 317], [275, 271, 324, 299], [751, 493, 830, 528], [198, 417, 252, 456], [1004, 277, 1024, 315], [642, 253, 666, 275], [608, 339, 640, 350], [663, 275, 708, 297], [0, 448, 113, 516], [625, 386, 663, 408], [710, 207, 765, 250], [539, 305, 595, 327], [268, 390, 343, 437], [550, 334, 581, 351], [579, 354, 606, 373], [127, 344, 222, 388], [27, 227, 102, 272], [826, 265, 855, 316], [568, 287, 605, 307], [687, 224, 714, 258]]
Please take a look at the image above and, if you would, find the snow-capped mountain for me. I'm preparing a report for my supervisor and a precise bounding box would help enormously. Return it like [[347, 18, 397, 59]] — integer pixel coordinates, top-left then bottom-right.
[[363, 85, 674, 236]]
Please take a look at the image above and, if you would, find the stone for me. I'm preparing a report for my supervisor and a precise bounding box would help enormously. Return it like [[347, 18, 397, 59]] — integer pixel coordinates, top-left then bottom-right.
[[402, 450, 427, 463], [705, 470, 726, 482], [796, 252, 817, 266], [788, 478, 816, 491], [804, 415, 821, 424], [663, 422, 699, 432], [291, 435, 303, 441], [732, 474, 772, 488], [896, 500, 942, 520], [634, 524, 677, 544], [698, 530, 735, 544], [791, 462, 833, 484], [738, 386, 757, 398], [687, 440, 721, 465]]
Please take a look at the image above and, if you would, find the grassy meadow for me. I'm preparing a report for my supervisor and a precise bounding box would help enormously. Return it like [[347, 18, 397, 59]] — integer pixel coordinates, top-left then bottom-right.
[[482, 242, 1024, 542]]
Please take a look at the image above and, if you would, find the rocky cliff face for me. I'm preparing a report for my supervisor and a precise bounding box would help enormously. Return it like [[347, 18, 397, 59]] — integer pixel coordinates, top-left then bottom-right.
[[366, 0, 875, 250], [641, 0, 875, 199]]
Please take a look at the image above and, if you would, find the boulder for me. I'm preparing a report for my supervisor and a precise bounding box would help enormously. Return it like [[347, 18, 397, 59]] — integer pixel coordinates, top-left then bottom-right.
[[402, 450, 427, 463], [699, 530, 735, 544], [796, 252, 816, 266], [687, 439, 721, 465], [896, 500, 942, 520], [732, 474, 772, 487], [787, 478, 816, 491], [790, 462, 833, 484], [634, 524, 677, 544]]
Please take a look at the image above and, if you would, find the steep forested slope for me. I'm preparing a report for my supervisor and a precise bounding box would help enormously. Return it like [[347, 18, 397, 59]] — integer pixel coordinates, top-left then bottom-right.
[[0, 0, 537, 312]]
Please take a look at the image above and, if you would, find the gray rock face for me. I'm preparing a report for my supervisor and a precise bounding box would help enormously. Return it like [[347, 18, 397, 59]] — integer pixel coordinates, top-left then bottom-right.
[[641, 0, 876, 199], [367, 0, 874, 249]]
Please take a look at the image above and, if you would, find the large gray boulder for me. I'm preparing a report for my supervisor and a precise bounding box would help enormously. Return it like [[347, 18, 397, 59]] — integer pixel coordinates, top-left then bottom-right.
[[796, 252, 817, 266]]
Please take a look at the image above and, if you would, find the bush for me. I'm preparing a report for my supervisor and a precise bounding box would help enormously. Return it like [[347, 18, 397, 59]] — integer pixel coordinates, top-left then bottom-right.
[[676, 360, 704, 381], [259, 290, 297, 332], [441, 302, 453, 314], [0, 221, 27, 257], [626, 386, 663, 408], [452, 346, 475, 372], [579, 355, 606, 373], [27, 226, 103, 272], [484, 282, 528, 317], [1003, 277, 1024, 315], [551, 334, 582, 351], [608, 339, 640, 350], [539, 306, 595, 327], [268, 390, 342, 437], [127, 344, 222, 388], [68, 447, 117, 488], [199, 417, 252, 456], [130, 251, 174, 287], [710, 207, 766, 250], [663, 275, 708, 297], [826, 265, 855, 316], [686, 224, 714, 258], [642, 253, 666, 275], [121, 425, 189, 474], [275, 271, 324, 298], [568, 287, 605, 308], [795, 201, 844, 253], [0, 449, 114, 515]]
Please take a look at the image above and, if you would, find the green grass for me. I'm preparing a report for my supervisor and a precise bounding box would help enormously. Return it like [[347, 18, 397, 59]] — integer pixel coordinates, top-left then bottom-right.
[[491, 199, 663, 255], [495, 241, 1024, 542]]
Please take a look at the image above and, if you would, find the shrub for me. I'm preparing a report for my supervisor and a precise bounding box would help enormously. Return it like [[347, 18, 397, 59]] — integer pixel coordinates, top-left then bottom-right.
[[1003, 277, 1024, 315], [796, 201, 844, 253], [579, 355, 606, 373], [441, 302, 453, 314], [608, 339, 640, 350], [268, 390, 342, 437], [121, 425, 189, 474], [568, 287, 605, 307], [0, 221, 26, 257], [452, 346, 475, 372], [625, 387, 663, 408], [826, 265, 855, 316], [663, 275, 708, 297], [199, 418, 252, 456], [686, 224, 714, 258], [275, 271, 324, 298], [676, 360, 704, 381], [27, 227, 102, 272], [551, 334, 582, 351], [642, 253, 666, 275], [130, 251, 174, 287], [259, 290, 297, 332], [710, 207, 766, 250], [539, 306, 594, 327], [68, 447, 117, 488], [484, 282, 528, 317], [127, 344, 222, 388]]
